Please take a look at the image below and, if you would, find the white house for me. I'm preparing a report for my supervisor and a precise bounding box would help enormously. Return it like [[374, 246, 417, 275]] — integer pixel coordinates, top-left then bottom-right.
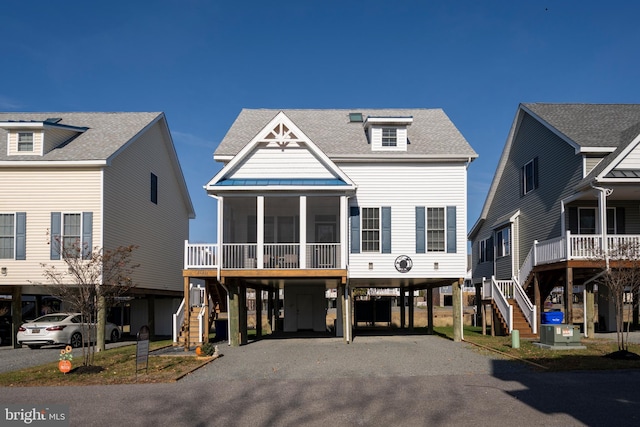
[[0, 112, 194, 343], [180, 109, 477, 346]]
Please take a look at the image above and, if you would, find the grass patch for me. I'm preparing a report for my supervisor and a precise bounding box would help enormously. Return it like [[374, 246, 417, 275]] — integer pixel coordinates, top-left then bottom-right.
[[434, 326, 640, 371], [0, 341, 210, 387]]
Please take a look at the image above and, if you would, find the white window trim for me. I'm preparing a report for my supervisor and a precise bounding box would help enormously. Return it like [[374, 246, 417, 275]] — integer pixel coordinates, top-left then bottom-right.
[[361, 207, 380, 253], [426, 207, 445, 252]]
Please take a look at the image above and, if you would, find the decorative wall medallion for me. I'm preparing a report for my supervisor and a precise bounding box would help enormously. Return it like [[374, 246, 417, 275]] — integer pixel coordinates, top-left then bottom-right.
[[394, 255, 412, 273]]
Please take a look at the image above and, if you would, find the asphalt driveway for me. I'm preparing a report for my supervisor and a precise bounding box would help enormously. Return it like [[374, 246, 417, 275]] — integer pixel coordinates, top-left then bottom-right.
[[2, 334, 640, 426]]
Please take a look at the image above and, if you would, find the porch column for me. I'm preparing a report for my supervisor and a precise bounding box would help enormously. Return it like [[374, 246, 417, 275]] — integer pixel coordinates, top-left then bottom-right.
[[565, 267, 574, 324], [585, 283, 596, 337], [299, 196, 307, 268], [453, 279, 462, 342], [183, 276, 190, 351], [399, 286, 406, 329], [426, 287, 434, 335], [340, 196, 348, 269], [257, 196, 265, 268], [11, 286, 22, 348], [408, 289, 414, 331], [475, 283, 482, 331], [255, 288, 263, 338], [343, 283, 352, 343]]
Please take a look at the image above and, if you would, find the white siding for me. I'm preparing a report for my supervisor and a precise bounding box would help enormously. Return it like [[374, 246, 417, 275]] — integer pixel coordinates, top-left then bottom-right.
[[615, 144, 640, 169], [341, 162, 468, 280], [103, 121, 190, 293], [0, 168, 103, 285], [229, 145, 335, 179]]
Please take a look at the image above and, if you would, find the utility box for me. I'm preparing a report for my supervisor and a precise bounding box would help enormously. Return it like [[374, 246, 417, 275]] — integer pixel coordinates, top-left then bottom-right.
[[539, 324, 581, 346]]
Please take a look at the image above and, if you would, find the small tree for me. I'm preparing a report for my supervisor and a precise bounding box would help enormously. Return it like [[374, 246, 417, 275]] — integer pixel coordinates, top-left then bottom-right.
[[40, 239, 139, 366], [595, 240, 640, 352]]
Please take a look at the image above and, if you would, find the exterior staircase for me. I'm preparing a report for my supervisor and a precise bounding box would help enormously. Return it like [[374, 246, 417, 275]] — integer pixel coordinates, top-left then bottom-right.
[[176, 307, 204, 347], [491, 298, 536, 338]]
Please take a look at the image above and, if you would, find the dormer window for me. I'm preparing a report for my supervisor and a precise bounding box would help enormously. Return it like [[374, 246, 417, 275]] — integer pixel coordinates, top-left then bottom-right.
[[17, 132, 34, 152], [364, 116, 413, 152], [382, 128, 397, 147]]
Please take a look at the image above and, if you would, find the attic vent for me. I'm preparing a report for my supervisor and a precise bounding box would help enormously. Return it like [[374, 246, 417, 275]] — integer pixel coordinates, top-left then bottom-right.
[[45, 118, 62, 124], [348, 112, 363, 123]]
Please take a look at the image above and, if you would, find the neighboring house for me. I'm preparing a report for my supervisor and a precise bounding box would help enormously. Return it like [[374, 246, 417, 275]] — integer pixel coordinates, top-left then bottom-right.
[[469, 103, 640, 337], [0, 112, 194, 341], [180, 108, 477, 346]]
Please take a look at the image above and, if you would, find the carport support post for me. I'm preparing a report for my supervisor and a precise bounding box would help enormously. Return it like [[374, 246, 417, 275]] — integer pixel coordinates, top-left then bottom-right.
[[227, 280, 241, 347], [267, 289, 274, 333], [453, 279, 462, 342], [239, 282, 248, 345], [426, 287, 434, 335], [399, 285, 406, 329], [12, 286, 22, 348], [183, 276, 190, 351], [256, 288, 262, 338], [585, 283, 595, 337], [408, 289, 414, 331], [565, 267, 574, 325]]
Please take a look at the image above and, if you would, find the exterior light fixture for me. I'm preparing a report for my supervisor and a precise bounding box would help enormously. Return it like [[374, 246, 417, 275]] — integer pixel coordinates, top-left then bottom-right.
[[1, 267, 6, 275]]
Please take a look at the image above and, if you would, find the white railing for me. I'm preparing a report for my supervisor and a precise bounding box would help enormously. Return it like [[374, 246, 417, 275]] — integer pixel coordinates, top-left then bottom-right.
[[487, 277, 513, 333], [184, 241, 218, 269], [184, 241, 344, 270], [535, 235, 566, 265], [513, 277, 537, 334], [172, 283, 207, 344], [518, 246, 535, 286], [306, 243, 340, 269], [197, 304, 206, 344]]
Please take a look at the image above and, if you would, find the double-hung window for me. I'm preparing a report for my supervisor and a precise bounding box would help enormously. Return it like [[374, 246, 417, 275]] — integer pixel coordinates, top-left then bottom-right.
[[0, 214, 15, 259], [427, 207, 445, 252], [578, 208, 596, 234], [479, 236, 494, 263], [361, 208, 380, 252], [62, 214, 82, 255], [18, 132, 34, 152]]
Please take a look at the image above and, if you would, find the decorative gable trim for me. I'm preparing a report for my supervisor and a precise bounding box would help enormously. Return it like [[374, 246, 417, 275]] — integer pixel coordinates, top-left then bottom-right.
[[207, 111, 356, 191]]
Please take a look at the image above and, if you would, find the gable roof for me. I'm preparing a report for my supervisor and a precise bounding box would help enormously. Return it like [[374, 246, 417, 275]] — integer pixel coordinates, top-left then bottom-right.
[[469, 103, 640, 239], [0, 112, 162, 162], [214, 108, 477, 161]]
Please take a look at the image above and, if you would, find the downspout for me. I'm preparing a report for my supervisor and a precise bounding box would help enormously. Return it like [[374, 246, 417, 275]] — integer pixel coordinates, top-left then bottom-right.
[[590, 183, 613, 269]]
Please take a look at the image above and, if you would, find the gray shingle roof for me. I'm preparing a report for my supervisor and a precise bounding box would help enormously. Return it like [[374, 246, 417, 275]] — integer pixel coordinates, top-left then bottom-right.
[[523, 103, 640, 148], [0, 112, 162, 161], [215, 109, 477, 159]]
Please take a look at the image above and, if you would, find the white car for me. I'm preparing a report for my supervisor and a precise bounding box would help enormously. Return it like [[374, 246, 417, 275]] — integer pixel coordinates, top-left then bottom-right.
[[17, 313, 121, 349]]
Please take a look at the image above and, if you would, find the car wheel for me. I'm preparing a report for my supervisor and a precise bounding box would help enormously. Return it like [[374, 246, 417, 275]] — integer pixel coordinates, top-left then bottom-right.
[[110, 329, 119, 343], [28, 344, 42, 349], [70, 332, 83, 348]]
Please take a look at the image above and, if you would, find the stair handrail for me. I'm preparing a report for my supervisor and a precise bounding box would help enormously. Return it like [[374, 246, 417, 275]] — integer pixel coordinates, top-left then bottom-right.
[[172, 297, 186, 344], [512, 276, 537, 334], [490, 276, 513, 333], [197, 303, 207, 344]]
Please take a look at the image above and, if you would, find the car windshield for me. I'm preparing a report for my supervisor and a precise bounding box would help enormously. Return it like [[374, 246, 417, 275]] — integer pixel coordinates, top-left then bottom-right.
[[33, 314, 69, 323]]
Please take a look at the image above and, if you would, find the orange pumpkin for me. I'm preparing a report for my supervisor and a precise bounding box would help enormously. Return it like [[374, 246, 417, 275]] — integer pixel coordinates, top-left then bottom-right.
[[58, 360, 72, 373], [195, 346, 203, 356]]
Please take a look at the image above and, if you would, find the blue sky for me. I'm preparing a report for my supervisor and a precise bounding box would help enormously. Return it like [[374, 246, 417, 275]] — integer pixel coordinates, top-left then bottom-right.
[[2, 1, 639, 243]]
